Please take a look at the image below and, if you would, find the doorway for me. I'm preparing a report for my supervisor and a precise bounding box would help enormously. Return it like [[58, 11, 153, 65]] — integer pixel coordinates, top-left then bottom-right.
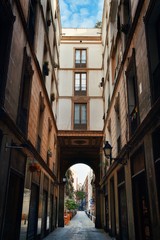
[[132, 173, 151, 240], [110, 177, 116, 237], [27, 184, 39, 240], [2, 172, 24, 240], [131, 147, 152, 240]]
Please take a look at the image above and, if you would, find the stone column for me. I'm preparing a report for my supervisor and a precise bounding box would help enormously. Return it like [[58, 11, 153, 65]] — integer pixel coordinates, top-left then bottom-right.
[[144, 135, 160, 239], [58, 183, 64, 227]]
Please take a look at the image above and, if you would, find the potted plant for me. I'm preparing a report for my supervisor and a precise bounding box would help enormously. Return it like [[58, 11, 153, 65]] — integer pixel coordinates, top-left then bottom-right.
[[28, 161, 41, 173], [47, 148, 52, 157]]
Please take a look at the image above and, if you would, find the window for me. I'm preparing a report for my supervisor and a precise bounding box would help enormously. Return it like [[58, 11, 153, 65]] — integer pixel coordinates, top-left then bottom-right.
[[36, 92, 45, 153], [114, 93, 121, 153], [46, 1, 51, 32], [0, 2, 15, 105], [126, 49, 139, 136], [74, 72, 86, 95], [111, 54, 116, 84], [145, 2, 160, 103], [17, 49, 33, 135], [120, 0, 131, 47], [74, 103, 87, 130], [28, 0, 37, 45], [47, 118, 52, 166], [75, 49, 86, 68]]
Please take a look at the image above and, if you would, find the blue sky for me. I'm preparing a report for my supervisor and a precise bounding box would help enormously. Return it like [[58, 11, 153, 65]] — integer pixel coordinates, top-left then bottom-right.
[[71, 164, 91, 184], [59, 0, 104, 28]]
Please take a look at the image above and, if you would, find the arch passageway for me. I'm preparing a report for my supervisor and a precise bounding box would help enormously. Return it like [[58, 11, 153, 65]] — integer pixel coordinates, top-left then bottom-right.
[[57, 130, 104, 228]]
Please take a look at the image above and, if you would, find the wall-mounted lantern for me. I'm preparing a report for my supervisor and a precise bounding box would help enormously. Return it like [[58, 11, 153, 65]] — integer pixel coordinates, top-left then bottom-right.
[[103, 141, 127, 165]]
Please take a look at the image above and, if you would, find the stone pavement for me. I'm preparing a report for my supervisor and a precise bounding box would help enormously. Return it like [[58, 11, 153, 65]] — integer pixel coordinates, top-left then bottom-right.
[[44, 211, 112, 240]]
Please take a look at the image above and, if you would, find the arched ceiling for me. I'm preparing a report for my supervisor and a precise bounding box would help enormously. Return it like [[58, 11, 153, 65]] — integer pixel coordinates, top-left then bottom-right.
[[58, 130, 104, 180]]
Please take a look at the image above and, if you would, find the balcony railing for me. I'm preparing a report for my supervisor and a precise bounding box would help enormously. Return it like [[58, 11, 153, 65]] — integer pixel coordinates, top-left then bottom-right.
[[74, 90, 86, 96], [74, 123, 87, 130], [75, 62, 86, 68], [130, 106, 139, 135]]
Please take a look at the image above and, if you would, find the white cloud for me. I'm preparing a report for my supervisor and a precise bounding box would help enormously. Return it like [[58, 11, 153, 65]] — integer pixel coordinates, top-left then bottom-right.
[[80, 8, 89, 17], [59, 0, 104, 28]]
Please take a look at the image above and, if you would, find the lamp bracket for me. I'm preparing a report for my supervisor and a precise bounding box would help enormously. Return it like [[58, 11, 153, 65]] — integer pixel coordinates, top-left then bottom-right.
[[113, 157, 127, 165]]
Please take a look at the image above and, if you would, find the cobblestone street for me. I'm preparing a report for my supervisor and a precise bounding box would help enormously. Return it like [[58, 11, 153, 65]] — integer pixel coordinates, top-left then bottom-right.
[[44, 211, 112, 240]]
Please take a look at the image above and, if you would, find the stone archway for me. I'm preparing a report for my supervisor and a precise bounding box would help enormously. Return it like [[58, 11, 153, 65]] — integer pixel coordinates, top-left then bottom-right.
[[57, 130, 103, 228]]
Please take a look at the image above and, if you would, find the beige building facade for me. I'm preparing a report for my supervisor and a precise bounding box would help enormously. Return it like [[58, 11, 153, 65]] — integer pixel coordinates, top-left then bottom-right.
[[58, 28, 104, 131]]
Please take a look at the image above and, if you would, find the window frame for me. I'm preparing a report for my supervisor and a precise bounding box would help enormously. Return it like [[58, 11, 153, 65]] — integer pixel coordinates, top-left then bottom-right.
[[144, 1, 160, 103], [75, 49, 87, 68], [74, 72, 87, 96], [0, 2, 15, 105], [125, 49, 139, 136], [74, 103, 87, 130], [17, 48, 33, 135], [28, 0, 37, 45]]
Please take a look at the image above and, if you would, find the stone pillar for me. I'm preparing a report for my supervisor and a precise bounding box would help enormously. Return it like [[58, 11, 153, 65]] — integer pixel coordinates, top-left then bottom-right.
[[125, 160, 135, 240], [58, 183, 64, 227], [95, 186, 102, 228], [144, 135, 160, 239], [0, 134, 11, 236]]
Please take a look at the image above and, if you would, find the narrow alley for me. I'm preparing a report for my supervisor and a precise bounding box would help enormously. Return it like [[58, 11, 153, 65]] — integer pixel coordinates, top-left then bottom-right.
[[44, 211, 111, 240], [1, 0, 160, 239]]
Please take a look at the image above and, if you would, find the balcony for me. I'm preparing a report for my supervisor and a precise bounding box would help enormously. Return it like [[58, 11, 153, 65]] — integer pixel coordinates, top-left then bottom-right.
[[74, 90, 86, 96], [74, 123, 87, 130], [130, 106, 139, 135], [75, 62, 86, 68], [109, 0, 118, 22]]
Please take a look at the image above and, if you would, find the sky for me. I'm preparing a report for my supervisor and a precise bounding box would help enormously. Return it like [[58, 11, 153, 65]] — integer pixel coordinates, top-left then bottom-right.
[[71, 164, 91, 184], [59, 0, 104, 28]]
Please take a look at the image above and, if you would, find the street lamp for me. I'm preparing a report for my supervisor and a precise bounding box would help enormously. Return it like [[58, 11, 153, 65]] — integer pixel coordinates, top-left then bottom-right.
[[63, 177, 67, 183], [103, 141, 127, 165], [103, 141, 112, 160]]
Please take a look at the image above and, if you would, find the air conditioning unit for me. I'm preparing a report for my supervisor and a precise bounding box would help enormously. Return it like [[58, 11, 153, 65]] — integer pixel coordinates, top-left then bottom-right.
[[50, 93, 55, 102], [100, 77, 104, 87], [54, 63, 59, 68]]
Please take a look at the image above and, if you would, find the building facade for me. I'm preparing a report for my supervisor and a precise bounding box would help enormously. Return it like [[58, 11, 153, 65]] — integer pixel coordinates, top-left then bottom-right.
[[0, 0, 60, 239], [100, 0, 160, 239], [57, 28, 104, 228]]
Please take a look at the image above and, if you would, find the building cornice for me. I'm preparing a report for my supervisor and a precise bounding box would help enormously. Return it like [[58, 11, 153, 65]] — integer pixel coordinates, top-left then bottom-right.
[[58, 130, 104, 137], [61, 36, 101, 41]]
